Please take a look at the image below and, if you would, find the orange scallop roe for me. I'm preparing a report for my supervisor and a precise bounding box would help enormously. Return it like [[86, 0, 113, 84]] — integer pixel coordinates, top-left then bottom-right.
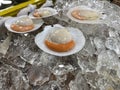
[[11, 24, 34, 32], [71, 10, 86, 20], [45, 40, 75, 52], [33, 11, 42, 17]]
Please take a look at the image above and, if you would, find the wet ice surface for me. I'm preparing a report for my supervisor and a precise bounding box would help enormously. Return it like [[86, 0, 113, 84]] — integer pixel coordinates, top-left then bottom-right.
[[0, 62, 32, 90], [0, 0, 120, 90]]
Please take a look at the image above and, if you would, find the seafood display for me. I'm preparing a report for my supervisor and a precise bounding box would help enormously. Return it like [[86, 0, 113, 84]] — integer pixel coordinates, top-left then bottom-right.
[[0, 0, 120, 90]]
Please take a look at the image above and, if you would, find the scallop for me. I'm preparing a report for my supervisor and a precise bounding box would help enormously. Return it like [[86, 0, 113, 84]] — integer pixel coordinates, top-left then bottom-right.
[[49, 28, 72, 44], [15, 17, 33, 26], [38, 10, 51, 17], [79, 10, 99, 20], [42, 10, 51, 16]]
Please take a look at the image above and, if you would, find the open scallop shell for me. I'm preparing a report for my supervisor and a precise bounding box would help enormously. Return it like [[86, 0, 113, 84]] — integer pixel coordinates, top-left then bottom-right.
[[29, 7, 58, 19], [67, 6, 105, 24], [35, 24, 86, 56], [5, 15, 44, 33]]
